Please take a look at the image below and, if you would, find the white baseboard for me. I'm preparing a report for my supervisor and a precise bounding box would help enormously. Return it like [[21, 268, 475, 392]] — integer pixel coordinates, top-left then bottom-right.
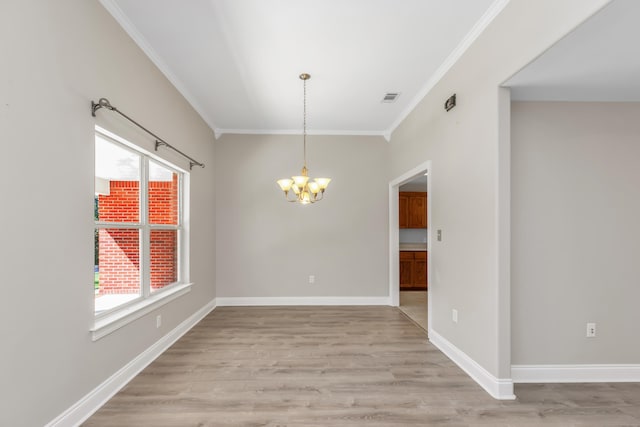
[[46, 299, 217, 427], [216, 296, 391, 306], [512, 364, 640, 383], [429, 329, 515, 400]]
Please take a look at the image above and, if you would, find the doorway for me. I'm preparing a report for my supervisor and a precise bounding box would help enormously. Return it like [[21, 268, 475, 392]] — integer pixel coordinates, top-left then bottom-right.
[[389, 161, 431, 333]]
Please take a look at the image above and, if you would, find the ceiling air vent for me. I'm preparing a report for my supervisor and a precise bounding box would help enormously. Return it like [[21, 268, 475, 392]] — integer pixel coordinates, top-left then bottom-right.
[[381, 92, 400, 103]]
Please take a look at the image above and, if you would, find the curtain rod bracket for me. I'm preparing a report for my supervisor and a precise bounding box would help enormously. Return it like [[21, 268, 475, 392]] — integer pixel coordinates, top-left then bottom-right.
[[155, 140, 167, 151], [91, 97, 205, 170], [91, 98, 114, 117], [91, 101, 100, 117]]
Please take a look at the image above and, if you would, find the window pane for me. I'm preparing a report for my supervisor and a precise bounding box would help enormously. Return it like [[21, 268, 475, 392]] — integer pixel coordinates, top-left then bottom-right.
[[95, 228, 141, 314], [95, 136, 141, 222], [148, 161, 179, 225], [150, 229, 178, 292]]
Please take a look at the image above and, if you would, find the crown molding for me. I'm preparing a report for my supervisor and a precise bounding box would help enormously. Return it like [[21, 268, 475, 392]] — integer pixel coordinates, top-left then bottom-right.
[[99, 0, 219, 133], [214, 128, 388, 139], [100, 0, 508, 143], [385, 0, 511, 139]]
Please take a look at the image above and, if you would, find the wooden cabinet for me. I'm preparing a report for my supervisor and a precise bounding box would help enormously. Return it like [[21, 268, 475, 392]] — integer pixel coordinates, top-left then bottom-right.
[[399, 251, 414, 288], [398, 194, 409, 228], [413, 251, 427, 287], [399, 192, 427, 228], [399, 251, 427, 290]]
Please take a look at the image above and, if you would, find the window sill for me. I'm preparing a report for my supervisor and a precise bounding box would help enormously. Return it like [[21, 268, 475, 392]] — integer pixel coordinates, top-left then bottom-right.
[[91, 282, 193, 341]]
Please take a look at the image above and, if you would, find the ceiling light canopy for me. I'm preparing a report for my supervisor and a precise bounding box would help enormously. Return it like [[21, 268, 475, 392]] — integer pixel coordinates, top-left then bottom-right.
[[277, 73, 331, 205]]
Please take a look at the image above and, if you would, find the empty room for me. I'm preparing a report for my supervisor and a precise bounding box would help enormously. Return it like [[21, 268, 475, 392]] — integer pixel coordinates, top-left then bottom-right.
[[2, 0, 639, 425]]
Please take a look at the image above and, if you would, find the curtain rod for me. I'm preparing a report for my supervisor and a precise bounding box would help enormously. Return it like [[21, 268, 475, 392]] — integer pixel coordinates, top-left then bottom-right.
[[91, 98, 205, 170]]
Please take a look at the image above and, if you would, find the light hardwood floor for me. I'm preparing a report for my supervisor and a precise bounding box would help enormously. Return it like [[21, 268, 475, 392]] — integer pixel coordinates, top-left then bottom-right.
[[399, 290, 428, 331], [84, 306, 640, 426]]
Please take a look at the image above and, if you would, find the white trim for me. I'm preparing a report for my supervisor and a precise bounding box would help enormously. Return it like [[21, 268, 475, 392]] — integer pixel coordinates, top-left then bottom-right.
[[429, 329, 516, 400], [385, 0, 511, 138], [98, 0, 219, 132], [512, 364, 640, 383], [495, 87, 512, 379], [388, 184, 400, 307], [93, 125, 190, 340], [214, 128, 388, 138], [388, 160, 431, 308], [216, 296, 391, 306], [91, 283, 192, 341], [47, 299, 217, 427], [426, 169, 432, 330], [95, 126, 190, 175]]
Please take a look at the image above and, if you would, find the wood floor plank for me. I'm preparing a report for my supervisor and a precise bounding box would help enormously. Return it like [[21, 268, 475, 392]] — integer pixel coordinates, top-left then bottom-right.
[[84, 306, 640, 426], [399, 290, 428, 331]]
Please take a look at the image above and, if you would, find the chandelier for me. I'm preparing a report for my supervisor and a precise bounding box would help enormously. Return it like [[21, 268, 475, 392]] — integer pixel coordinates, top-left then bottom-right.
[[277, 73, 331, 204]]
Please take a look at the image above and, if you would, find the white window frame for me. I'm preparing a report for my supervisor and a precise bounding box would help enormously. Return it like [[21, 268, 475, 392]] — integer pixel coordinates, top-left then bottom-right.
[[91, 126, 192, 341]]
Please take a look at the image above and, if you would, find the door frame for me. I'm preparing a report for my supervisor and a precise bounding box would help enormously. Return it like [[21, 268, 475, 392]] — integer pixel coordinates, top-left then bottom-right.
[[389, 160, 432, 330]]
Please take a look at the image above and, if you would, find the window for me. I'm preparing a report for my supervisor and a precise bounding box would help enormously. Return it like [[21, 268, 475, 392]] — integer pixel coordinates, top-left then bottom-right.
[[93, 127, 188, 326]]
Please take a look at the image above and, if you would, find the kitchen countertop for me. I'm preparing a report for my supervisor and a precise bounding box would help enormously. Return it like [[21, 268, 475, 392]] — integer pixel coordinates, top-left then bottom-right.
[[399, 243, 427, 251]]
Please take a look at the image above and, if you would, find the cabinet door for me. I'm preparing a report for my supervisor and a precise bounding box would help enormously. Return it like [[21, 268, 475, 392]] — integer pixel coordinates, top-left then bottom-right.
[[408, 193, 427, 228], [413, 251, 427, 289], [399, 251, 413, 287], [399, 194, 408, 228]]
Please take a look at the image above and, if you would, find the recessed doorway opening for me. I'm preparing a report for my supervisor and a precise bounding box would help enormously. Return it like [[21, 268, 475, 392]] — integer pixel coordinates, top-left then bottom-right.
[[389, 160, 431, 333]]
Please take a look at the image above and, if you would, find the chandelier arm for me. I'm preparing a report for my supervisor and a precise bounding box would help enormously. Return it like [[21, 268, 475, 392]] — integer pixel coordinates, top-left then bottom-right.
[[285, 191, 298, 202]]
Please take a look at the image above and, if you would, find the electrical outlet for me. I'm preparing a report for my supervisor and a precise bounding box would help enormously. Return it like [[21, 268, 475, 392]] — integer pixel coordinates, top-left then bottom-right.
[[309, 275, 315, 284], [156, 315, 162, 328], [452, 309, 458, 323], [437, 229, 442, 241], [586, 322, 596, 338]]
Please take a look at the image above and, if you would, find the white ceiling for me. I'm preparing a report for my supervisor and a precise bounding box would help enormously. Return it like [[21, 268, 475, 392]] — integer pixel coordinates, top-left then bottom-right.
[[506, 0, 640, 102], [101, 0, 501, 139]]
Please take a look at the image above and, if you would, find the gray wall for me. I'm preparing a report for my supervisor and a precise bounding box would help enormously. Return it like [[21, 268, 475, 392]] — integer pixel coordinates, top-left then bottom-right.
[[0, 1, 215, 425], [511, 101, 640, 364], [215, 134, 389, 298], [388, 0, 610, 378], [0, 1, 623, 424]]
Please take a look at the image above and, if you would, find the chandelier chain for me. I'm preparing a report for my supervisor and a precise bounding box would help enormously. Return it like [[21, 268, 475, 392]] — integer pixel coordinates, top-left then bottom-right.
[[276, 72, 330, 205], [303, 75, 307, 169]]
